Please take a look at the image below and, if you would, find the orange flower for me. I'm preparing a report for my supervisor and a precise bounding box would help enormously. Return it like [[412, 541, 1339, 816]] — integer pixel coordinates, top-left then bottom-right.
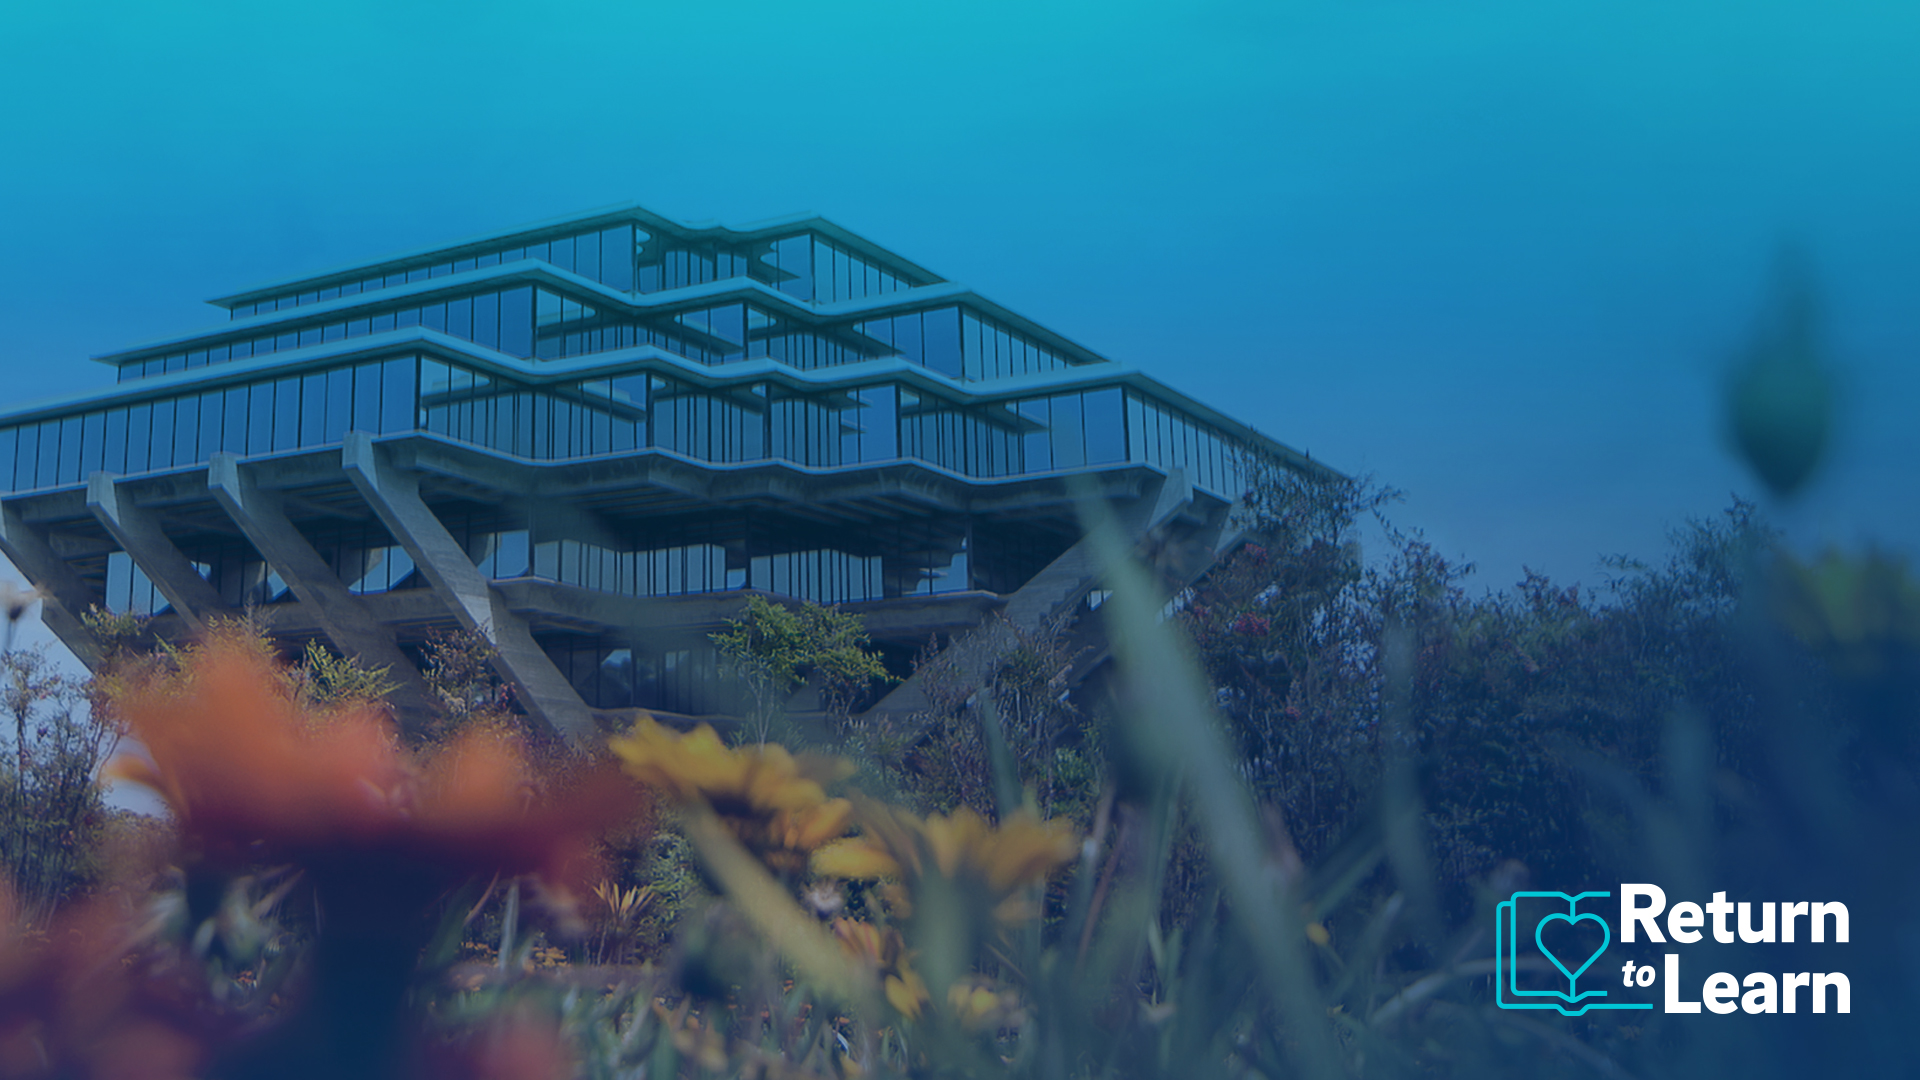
[[108, 642, 634, 888]]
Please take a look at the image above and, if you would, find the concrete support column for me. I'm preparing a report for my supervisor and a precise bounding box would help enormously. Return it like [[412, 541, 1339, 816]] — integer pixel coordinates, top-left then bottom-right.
[[0, 503, 104, 664], [0, 504, 105, 669], [86, 473, 228, 636], [863, 472, 1195, 718], [341, 433, 595, 742], [205, 452, 437, 719]]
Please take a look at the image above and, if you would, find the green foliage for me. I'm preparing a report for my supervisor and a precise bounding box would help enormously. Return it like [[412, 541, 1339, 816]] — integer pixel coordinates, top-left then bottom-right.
[[290, 638, 399, 712], [0, 645, 117, 920], [712, 595, 894, 740], [416, 625, 523, 744]]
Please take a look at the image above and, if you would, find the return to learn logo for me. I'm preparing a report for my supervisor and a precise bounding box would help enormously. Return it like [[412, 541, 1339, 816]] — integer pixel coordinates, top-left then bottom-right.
[[1495, 886, 1850, 1017]]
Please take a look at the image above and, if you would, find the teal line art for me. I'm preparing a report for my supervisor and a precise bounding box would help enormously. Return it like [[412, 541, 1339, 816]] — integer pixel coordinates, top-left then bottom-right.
[[1495, 891, 1654, 1016]]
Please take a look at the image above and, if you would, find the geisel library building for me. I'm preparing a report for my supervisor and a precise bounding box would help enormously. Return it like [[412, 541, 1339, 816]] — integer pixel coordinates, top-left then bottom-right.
[[0, 203, 1328, 740]]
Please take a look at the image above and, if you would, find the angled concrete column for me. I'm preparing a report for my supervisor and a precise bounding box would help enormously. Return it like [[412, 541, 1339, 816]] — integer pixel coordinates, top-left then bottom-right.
[[863, 472, 1197, 718], [86, 472, 228, 635], [206, 452, 437, 718], [0, 504, 105, 669], [341, 433, 595, 743]]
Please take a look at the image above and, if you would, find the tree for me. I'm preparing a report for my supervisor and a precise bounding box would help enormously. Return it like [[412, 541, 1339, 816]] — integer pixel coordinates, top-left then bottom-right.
[[0, 644, 118, 921], [710, 596, 893, 742]]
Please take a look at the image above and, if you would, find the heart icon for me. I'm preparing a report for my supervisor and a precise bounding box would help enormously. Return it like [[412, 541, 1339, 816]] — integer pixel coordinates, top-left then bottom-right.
[[1535, 911, 1610, 987]]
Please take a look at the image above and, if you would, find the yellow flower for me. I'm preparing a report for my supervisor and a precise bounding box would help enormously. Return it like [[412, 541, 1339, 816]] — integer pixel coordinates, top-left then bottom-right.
[[831, 918, 928, 1019], [610, 718, 855, 871], [946, 979, 1017, 1030], [810, 805, 1077, 923]]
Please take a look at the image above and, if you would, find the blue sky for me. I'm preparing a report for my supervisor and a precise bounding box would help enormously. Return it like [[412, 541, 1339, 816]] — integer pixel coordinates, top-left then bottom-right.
[[3, 0, 1916, 665]]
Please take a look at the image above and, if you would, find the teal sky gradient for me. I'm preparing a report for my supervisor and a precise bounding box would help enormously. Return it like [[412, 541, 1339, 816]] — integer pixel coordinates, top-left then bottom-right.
[[3, 0, 1916, 663]]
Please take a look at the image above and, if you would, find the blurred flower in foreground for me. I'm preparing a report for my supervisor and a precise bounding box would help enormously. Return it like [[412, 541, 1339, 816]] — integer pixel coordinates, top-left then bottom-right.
[[832, 918, 927, 1018], [812, 805, 1077, 924], [106, 641, 637, 1080], [0, 884, 209, 1080], [609, 718, 855, 874], [1725, 249, 1835, 500]]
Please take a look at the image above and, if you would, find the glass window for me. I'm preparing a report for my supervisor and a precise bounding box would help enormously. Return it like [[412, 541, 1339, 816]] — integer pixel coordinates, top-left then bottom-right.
[[422, 303, 446, 333], [301, 372, 327, 446], [347, 317, 370, 338], [500, 287, 533, 357], [396, 307, 419, 329], [599, 226, 632, 291], [80, 411, 105, 478], [56, 416, 82, 485], [103, 409, 127, 475], [352, 362, 381, 433], [923, 308, 961, 379], [445, 296, 472, 340], [381, 357, 414, 434], [1083, 388, 1125, 464], [454, 257, 475, 273], [574, 231, 598, 282], [1050, 393, 1084, 470], [199, 390, 226, 459], [249, 382, 275, 454], [478, 251, 499, 268], [372, 311, 395, 333], [173, 395, 199, 466], [773, 235, 812, 300], [0, 429, 13, 492], [472, 292, 499, 349], [325, 367, 354, 442], [148, 399, 175, 470], [323, 323, 345, 343], [126, 404, 151, 473], [9, 427, 32, 489]]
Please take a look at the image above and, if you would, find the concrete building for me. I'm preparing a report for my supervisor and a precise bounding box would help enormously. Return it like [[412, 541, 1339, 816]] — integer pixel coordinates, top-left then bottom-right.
[[0, 203, 1327, 740]]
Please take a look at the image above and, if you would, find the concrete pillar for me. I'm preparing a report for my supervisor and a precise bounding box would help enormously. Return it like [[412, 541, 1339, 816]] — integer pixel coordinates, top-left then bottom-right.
[[862, 472, 1197, 718], [341, 433, 596, 743], [0, 503, 105, 669], [86, 472, 228, 635], [205, 452, 438, 719]]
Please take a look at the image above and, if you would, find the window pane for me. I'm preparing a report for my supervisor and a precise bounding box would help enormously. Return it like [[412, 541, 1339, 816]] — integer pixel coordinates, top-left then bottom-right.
[[325, 367, 353, 442], [422, 303, 446, 333], [126, 404, 151, 473], [353, 362, 382, 432], [81, 411, 105, 477], [301, 372, 327, 445], [472, 291, 499, 349], [381, 357, 415, 433], [148, 399, 175, 470], [1083, 388, 1125, 464], [600, 226, 633, 290], [500, 287, 533, 357], [199, 391, 225, 459], [445, 296, 472, 340], [574, 231, 598, 282], [250, 382, 275, 454], [57, 417, 82, 484], [923, 308, 961, 379], [103, 409, 127, 474], [1050, 393, 1084, 469], [171, 395, 197, 466]]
